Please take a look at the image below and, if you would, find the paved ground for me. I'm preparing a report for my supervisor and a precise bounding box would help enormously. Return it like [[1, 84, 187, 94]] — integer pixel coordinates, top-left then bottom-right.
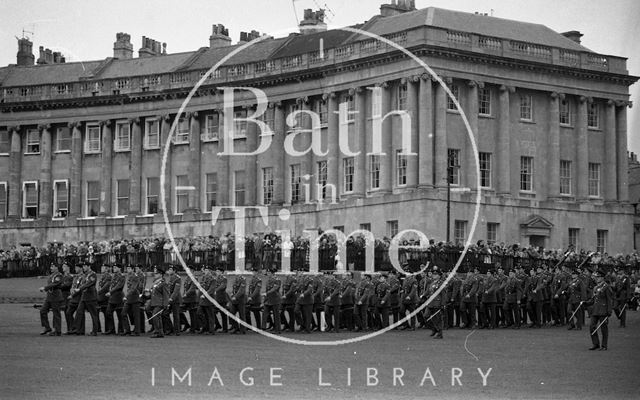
[[1, 278, 639, 399]]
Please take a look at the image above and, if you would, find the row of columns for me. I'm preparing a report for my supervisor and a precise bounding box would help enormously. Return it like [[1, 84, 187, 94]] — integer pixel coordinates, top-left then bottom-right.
[[1, 79, 632, 220]]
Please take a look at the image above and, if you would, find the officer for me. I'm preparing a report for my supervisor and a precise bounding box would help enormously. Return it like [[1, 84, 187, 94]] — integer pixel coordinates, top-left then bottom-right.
[[502, 269, 523, 328], [39, 263, 63, 336], [567, 268, 586, 330], [324, 272, 342, 332], [72, 263, 100, 336], [228, 271, 247, 334], [444, 271, 461, 329], [105, 264, 125, 335], [246, 267, 263, 329], [339, 272, 356, 331], [425, 268, 447, 339], [121, 265, 141, 336], [388, 269, 401, 326], [149, 266, 170, 338], [164, 265, 182, 335], [60, 263, 74, 332], [354, 274, 373, 331], [400, 273, 418, 330], [459, 270, 479, 329], [262, 267, 282, 333], [294, 271, 314, 333], [375, 273, 391, 329], [96, 264, 112, 334], [552, 266, 570, 326], [65, 264, 84, 335], [311, 273, 324, 331], [526, 268, 543, 328], [180, 266, 199, 334], [134, 264, 147, 333], [197, 265, 216, 335], [281, 272, 297, 332], [584, 269, 613, 350], [213, 266, 229, 333], [481, 269, 499, 329], [613, 269, 630, 328]]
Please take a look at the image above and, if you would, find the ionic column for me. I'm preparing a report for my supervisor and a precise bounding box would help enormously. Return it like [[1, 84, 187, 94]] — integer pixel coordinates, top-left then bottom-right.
[[160, 114, 172, 212], [68, 122, 82, 217], [434, 80, 447, 187], [497, 85, 513, 196], [465, 80, 479, 190], [418, 74, 434, 188], [245, 105, 258, 206], [575, 96, 589, 200], [129, 117, 142, 215], [379, 82, 392, 193], [7, 126, 21, 220], [547, 92, 561, 199], [354, 88, 367, 197], [38, 124, 52, 218], [273, 102, 285, 205], [99, 120, 112, 216], [188, 111, 201, 212], [616, 101, 629, 202], [217, 109, 229, 206], [406, 76, 419, 188], [327, 93, 340, 195]]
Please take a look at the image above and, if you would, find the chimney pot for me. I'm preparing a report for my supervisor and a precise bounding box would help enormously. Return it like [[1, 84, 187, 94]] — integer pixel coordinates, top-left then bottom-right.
[[113, 32, 133, 59], [16, 37, 35, 66], [561, 30, 583, 44]]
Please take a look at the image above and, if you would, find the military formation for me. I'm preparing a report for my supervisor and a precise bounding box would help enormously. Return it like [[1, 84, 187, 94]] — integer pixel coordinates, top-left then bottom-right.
[[39, 261, 634, 349]]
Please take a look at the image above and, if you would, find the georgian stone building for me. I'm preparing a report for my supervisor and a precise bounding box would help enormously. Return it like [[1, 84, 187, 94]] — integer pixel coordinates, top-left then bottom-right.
[[0, 1, 637, 252]]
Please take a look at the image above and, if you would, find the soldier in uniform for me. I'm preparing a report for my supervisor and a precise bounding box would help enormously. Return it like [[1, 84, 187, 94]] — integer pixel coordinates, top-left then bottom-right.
[[584, 269, 613, 350], [59, 264, 73, 332], [65, 265, 84, 335], [164, 265, 182, 335], [149, 266, 170, 338], [311, 273, 324, 331], [375, 274, 391, 329], [212, 266, 229, 333], [354, 274, 373, 331], [324, 272, 342, 332], [246, 268, 263, 330], [105, 264, 125, 335], [495, 265, 507, 327], [388, 270, 401, 327], [340, 272, 356, 331], [516, 265, 529, 326], [180, 267, 199, 334], [425, 268, 447, 339], [481, 269, 500, 329], [262, 268, 282, 333], [567, 268, 586, 330], [525, 268, 544, 328], [613, 269, 630, 328], [295, 272, 313, 333], [459, 270, 479, 329], [72, 263, 100, 336], [444, 272, 461, 329], [197, 266, 216, 335], [552, 266, 570, 326], [135, 264, 147, 333], [400, 273, 418, 330], [502, 269, 523, 328], [228, 272, 247, 334], [121, 265, 141, 336], [96, 264, 112, 334], [281, 273, 297, 332], [39, 264, 63, 336]]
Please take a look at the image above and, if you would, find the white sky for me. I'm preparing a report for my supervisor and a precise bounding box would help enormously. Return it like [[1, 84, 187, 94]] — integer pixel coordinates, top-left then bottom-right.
[[1, 0, 638, 152]]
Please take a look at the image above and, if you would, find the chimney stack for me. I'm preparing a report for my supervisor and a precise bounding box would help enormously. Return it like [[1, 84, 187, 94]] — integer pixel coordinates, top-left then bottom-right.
[[36, 46, 65, 65], [139, 36, 166, 58], [113, 32, 133, 59], [210, 24, 231, 48], [16, 37, 35, 66], [238, 30, 261, 44], [561, 30, 583, 44], [299, 9, 327, 34], [380, 0, 416, 17]]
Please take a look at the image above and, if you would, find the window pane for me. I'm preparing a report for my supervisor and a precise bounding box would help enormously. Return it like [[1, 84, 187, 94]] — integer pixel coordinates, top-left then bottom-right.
[[205, 173, 217, 211], [234, 171, 245, 206], [56, 128, 71, 151], [176, 175, 189, 213], [0, 131, 9, 153]]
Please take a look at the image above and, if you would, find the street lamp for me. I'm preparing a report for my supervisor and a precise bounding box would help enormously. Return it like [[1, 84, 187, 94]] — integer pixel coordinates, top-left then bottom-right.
[[446, 153, 460, 243]]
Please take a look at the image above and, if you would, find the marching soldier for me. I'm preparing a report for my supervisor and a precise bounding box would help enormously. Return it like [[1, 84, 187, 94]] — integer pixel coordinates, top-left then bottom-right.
[[295, 272, 314, 333], [229, 272, 247, 334], [526, 268, 544, 328], [584, 269, 613, 350], [311, 273, 324, 331], [340, 272, 356, 331], [354, 274, 373, 331], [502, 269, 523, 328], [324, 272, 342, 332], [39, 264, 63, 336], [180, 268, 199, 334], [60, 263, 74, 332], [459, 270, 479, 329], [425, 268, 447, 339], [388, 270, 401, 326], [121, 265, 141, 336], [262, 268, 282, 333], [567, 268, 586, 330], [552, 266, 570, 326], [197, 266, 216, 335], [375, 274, 390, 329], [65, 265, 84, 335], [149, 266, 170, 338], [400, 273, 418, 330], [164, 265, 182, 335], [96, 264, 112, 334], [72, 263, 100, 336], [213, 266, 229, 333], [281, 273, 297, 332], [246, 268, 263, 330], [613, 269, 630, 328], [105, 264, 125, 335]]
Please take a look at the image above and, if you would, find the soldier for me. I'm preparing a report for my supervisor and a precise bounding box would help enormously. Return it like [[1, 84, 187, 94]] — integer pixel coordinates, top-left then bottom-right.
[[246, 268, 263, 330], [65, 265, 84, 335], [135, 264, 147, 333], [425, 268, 447, 339], [164, 265, 182, 335], [388, 269, 401, 327], [459, 270, 479, 329], [481, 269, 500, 329], [213, 266, 229, 333], [416, 270, 432, 328], [105, 264, 125, 335], [324, 272, 342, 332], [525, 268, 544, 328], [495, 265, 507, 327], [552, 266, 570, 326], [399, 273, 418, 330], [540, 265, 553, 326], [444, 272, 461, 329], [96, 264, 112, 334], [295, 272, 314, 333], [60, 263, 74, 333], [180, 267, 199, 334], [262, 268, 282, 333], [375, 274, 390, 329], [567, 268, 587, 330], [584, 269, 613, 350], [311, 273, 324, 331], [281, 273, 297, 332], [39, 264, 63, 336], [72, 264, 100, 336], [340, 272, 356, 331], [502, 269, 523, 328], [229, 272, 247, 334], [121, 265, 141, 336], [516, 265, 529, 326], [354, 274, 373, 331], [197, 266, 216, 335], [613, 269, 631, 328], [149, 266, 170, 338]]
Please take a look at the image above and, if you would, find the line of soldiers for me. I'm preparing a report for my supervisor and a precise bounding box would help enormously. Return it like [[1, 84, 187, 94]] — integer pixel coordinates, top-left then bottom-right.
[[39, 261, 632, 347]]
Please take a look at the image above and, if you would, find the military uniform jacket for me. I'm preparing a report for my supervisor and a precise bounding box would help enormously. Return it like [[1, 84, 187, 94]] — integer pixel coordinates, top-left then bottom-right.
[[324, 276, 342, 306], [447, 276, 462, 304], [426, 279, 448, 308], [247, 275, 262, 306], [213, 275, 227, 305], [567, 278, 586, 304], [460, 276, 479, 303], [388, 276, 401, 307], [340, 278, 355, 306], [199, 275, 216, 306], [124, 273, 140, 305], [44, 272, 63, 302], [297, 276, 314, 305], [78, 270, 98, 302], [97, 272, 112, 303], [69, 274, 84, 304], [230, 275, 246, 304], [312, 276, 324, 305], [402, 275, 419, 304], [60, 274, 73, 296], [356, 280, 371, 305], [149, 278, 170, 308], [136, 271, 147, 295], [525, 276, 545, 302], [264, 275, 282, 305], [481, 276, 500, 304], [168, 274, 183, 305], [504, 277, 523, 304], [495, 274, 507, 303], [282, 275, 297, 305], [376, 281, 390, 306], [182, 277, 198, 304], [516, 273, 529, 301], [615, 275, 631, 304], [553, 272, 569, 297], [108, 272, 125, 305], [586, 281, 613, 317]]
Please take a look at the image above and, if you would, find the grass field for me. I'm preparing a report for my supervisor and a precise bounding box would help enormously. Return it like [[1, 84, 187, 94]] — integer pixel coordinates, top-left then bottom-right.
[[1, 277, 639, 400]]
